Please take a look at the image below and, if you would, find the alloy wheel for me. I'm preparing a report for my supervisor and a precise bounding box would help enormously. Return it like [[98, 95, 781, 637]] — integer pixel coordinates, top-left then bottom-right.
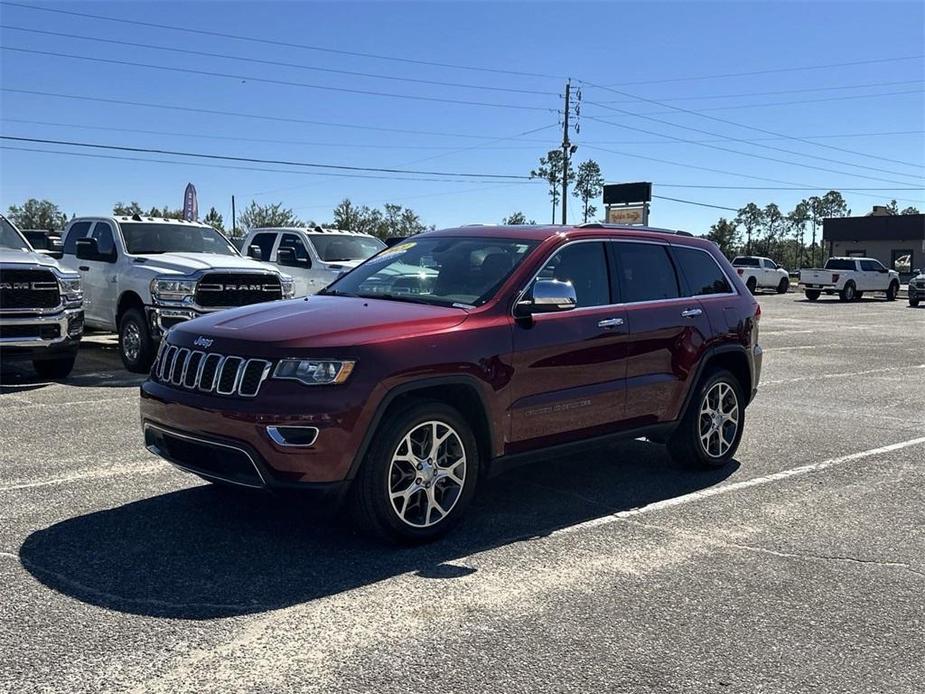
[[698, 382, 739, 458], [122, 321, 141, 363], [388, 420, 467, 528]]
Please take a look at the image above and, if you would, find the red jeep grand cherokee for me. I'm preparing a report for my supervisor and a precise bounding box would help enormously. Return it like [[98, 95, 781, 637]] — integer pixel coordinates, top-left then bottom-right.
[[140, 224, 762, 542]]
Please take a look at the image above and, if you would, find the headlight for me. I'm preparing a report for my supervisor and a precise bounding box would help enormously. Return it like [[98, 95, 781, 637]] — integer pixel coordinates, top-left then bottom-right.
[[151, 277, 197, 303], [273, 359, 355, 385], [280, 275, 295, 299], [57, 275, 82, 304]]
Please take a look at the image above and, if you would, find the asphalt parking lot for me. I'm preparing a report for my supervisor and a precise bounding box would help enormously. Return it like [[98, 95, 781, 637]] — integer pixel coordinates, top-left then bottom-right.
[[2, 295, 924, 694]]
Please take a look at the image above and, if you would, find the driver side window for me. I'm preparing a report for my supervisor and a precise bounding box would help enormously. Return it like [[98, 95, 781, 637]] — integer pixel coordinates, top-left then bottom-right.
[[535, 242, 610, 308], [91, 222, 116, 257], [279, 233, 311, 267]]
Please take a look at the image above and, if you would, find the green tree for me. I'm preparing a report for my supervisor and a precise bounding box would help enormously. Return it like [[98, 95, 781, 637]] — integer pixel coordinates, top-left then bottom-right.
[[239, 201, 301, 229], [146, 206, 183, 219], [203, 207, 224, 232], [760, 203, 785, 257], [734, 203, 763, 255], [884, 199, 901, 215], [502, 211, 535, 225], [705, 217, 739, 258], [6, 198, 68, 230], [572, 160, 604, 223], [530, 150, 574, 224], [113, 201, 144, 216], [812, 191, 850, 262], [332, 199, 381, 236], [901, 206, 920, 215], [787, 200, 812, 269]]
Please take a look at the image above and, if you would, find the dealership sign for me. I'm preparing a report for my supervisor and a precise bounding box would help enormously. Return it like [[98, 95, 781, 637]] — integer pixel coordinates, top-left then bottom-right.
[[602, 181, 652, 226], [607, 205, 648, 225]]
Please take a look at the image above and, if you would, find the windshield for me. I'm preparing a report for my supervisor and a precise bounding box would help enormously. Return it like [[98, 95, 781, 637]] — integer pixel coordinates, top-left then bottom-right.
[[732, 257, 759, 267], [121, 223, 238, 256], [324, 236, 537, 307], [0, 216, 31, 251], [308, 234, 385, 262], [824, 258, 857, 271]]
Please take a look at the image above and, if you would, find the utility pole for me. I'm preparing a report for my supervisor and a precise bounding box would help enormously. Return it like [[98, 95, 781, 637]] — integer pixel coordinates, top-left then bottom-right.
[[231, 195, 236, 238], [561, 80, 571, 225]]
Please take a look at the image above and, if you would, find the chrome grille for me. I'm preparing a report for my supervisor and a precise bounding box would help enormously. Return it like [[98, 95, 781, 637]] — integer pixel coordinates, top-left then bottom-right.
[[153, 344, 271, 398]]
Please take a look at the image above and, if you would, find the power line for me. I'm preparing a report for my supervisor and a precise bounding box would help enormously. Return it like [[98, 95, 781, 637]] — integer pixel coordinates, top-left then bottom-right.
[[655, 184, 925, 191], [582, 114, 922, 187], [0, 25, 558, 97], [580, 79, 924, 170], [596, 55, 925, 87], [651, 195, 739, 212], [0, 135, 532, 180], [1, 47, 555, 113], [585, 130, 925, 145], [2, 88, 546, 140], [0, 1, 564, 80]]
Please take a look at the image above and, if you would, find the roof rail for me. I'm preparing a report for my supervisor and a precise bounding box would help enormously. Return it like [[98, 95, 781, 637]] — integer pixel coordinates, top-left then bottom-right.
[[576, 222, 693, 237]]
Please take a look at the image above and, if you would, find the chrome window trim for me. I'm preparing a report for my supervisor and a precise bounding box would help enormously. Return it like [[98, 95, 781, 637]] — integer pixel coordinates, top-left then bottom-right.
[[143, 422, 267, 489]]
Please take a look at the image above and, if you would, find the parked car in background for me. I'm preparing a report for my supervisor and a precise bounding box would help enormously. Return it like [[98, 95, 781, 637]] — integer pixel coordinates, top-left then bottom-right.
[[241, 226, 385, 296], [59, 215, 294, 372], [908, 267, 924, 307], [799, 257, 900, 302], [141, 223, 762, 543], [1, 214, 83, 378], [731, 256, 789, 294], [21, 230, 64, 259]]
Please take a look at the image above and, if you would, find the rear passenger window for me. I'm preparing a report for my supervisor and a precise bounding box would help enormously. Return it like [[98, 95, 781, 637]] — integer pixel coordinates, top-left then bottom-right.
[[674, 247, 732, 296], [537, 242, 610, 308], [614, 243, 679, 302], [62, 221, 92, 254], [249, 233, 277, 261]]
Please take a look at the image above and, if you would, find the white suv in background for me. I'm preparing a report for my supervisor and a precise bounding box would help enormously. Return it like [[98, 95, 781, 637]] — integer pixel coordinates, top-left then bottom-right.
[[241, 226, 385, 296], [59, 215, 294, 372]]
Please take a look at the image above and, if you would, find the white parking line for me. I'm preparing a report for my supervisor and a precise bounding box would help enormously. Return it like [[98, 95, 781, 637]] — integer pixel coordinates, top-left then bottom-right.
[[762, 364, 925, 385], [0, 460, 166, 492], [552, 436, 925, 536]]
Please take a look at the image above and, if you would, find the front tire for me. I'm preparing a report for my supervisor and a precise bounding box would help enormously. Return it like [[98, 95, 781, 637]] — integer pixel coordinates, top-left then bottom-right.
[[805, 289, 821, 301], [119, 308, 155, 373], [839, 282, 857, 302], [886, 281, 899, 301], [350, 401, 479, 543], [911, 296, 920, 307], [32, 352, 77, 380], [746, 277, 757, 294], [776, 277, 789, 294], [668, 369, 744, 468]]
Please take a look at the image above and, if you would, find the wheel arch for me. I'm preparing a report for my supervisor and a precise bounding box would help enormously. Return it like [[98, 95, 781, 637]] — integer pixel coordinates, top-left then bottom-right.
[[678, 344, 754, 422], [116, 290, 146, 326]]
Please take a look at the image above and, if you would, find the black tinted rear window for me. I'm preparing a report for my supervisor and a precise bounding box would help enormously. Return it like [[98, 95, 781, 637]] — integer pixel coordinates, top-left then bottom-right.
[[614, 243, 680, 302], [675, 247, 732, 295], [824, 259, 856, 271], [732, 257, 760, 267]]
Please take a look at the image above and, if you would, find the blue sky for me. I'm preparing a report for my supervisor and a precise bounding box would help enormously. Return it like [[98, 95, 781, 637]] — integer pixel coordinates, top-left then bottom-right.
[[1, 1, 923, 232]]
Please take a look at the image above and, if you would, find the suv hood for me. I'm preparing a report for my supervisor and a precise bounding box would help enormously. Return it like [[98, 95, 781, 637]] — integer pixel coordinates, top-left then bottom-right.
[[133, 252, 281, 276], [0, 247, 67, 271], [170, 295, 470, 350]]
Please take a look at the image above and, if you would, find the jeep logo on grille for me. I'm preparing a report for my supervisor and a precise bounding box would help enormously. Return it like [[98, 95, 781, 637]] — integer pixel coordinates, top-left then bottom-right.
[[193, 336, 213, 349]]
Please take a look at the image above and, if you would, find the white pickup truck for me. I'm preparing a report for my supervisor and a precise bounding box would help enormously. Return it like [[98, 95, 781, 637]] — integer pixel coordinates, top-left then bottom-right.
[[731, 256, 790, 294], [799, 257, 900, 302], [59, 215, 294, 372], [240, 226, 385, 296]]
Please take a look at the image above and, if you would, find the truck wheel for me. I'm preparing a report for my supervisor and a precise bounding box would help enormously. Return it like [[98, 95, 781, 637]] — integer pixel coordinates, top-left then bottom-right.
[[855, 292, 864, 300], [839, 282, 856, 302], [350, 401, 479, 544], [911, 297, 920, 307], [119, 308, 155, 373], [668, 368, 744, 468], [745, 277, 757, 294], [32, 352, 77, 380], [885, 281, 899, 301], [805, 290, 820, 301], [776, 277, 789, 294]]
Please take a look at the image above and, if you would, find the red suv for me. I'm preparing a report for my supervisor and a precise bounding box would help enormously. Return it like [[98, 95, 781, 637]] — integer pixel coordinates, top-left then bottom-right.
[[140, 224, 762, 542]]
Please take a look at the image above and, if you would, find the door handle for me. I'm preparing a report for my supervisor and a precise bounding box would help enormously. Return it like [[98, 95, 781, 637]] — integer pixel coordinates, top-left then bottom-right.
[[597, 317, 624, 328], [681, 308, 703, 318], [78, 266, 90, 271]]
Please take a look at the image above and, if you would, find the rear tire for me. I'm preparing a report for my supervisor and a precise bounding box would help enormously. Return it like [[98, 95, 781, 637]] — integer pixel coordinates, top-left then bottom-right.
[[119, 308, 155, 373], [668, 369, 744, 469], [886, 281, 899, 301], [32, 352, 77, 380], [746, 277, 757, 294], [350, 401, 480, 544], [776, 277, 789, 294], [805, 290, 821, 301], [839, 282, 856, 302]]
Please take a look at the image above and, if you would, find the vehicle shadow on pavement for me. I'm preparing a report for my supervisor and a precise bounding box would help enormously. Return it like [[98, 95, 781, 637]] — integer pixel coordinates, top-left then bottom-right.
[[0, 339, 145, 391], [19, 440, 737, 620]]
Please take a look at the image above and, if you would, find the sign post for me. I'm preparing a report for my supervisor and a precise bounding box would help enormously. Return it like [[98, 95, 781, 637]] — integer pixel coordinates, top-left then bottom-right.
[[603, 182, 652, 226]]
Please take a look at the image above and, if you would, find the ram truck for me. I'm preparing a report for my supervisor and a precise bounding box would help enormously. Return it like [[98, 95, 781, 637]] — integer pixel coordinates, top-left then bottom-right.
[[141, 223, 762, 543], [1, 214, 84, 378], [731, 256, 789, 294], [908, 268, 924, 307], [799, 257, 900, 302], [59, 215, 294, 372]]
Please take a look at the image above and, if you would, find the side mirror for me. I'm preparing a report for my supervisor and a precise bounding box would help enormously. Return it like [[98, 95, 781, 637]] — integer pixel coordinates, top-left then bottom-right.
[[878, 267, 888, 273], [75, 237, 114, 262], [516, 279, 577, 316], [276, 247, 300, 267], [247, 244, 262, 259]]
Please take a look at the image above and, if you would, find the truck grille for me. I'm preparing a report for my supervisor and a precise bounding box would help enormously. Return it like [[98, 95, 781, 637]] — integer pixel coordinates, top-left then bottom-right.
[[195, 272, 282, 308], [153, 344, 271, 398], [0, 268, 61, 310]]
